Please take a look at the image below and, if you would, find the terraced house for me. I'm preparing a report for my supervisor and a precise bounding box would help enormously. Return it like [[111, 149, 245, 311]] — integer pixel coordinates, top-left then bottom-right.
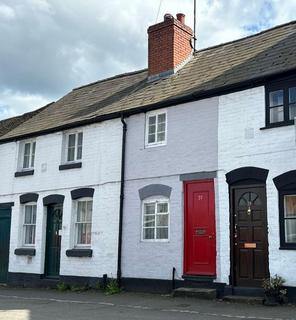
[[0, 13, 296, 300]]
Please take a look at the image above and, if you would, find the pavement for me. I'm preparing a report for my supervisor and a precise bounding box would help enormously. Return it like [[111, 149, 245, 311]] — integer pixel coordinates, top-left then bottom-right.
[[0, 287, 295, 320]]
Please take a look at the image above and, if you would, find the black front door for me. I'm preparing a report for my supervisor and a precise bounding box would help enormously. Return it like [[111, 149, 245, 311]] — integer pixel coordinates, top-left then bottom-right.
[[0, 208, 11, 283], [45, 205, 63, 278], [232, 186, 269, 287]]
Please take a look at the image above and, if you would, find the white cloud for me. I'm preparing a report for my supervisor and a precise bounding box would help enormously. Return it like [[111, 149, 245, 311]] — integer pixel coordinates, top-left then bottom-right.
[[0, 0, 295, 120], [0, 90, 50, 120], [0, 4, 15, 19]]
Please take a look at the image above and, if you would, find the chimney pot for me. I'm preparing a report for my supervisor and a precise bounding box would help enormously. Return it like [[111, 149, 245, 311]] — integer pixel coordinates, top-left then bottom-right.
[[164, 13, 173, 21], [176, 13, 185, 24]]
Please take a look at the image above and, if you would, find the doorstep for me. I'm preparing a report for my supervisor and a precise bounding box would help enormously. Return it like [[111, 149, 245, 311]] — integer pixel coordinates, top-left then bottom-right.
[[173, 287, 217, 300]]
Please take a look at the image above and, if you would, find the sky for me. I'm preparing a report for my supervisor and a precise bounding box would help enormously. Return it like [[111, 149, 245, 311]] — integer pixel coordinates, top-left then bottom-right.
[[0, 0, 295, 120]]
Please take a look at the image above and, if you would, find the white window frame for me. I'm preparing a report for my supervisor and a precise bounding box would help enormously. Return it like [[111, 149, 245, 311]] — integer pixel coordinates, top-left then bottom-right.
[[63, 131, 83, 164], [18, 140, 36, 171], [73, 197, 93, 248], [141, 196, 170, 242], [22, 202, 37, 247], [145, 110, 167, 148]]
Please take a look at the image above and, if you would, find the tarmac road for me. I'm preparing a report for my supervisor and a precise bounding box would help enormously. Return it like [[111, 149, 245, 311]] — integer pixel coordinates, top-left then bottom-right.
[[0, 287, 295, 320]]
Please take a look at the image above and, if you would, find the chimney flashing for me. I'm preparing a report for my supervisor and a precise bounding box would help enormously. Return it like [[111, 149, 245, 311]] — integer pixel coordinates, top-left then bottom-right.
[[147, 54, 193, 83]]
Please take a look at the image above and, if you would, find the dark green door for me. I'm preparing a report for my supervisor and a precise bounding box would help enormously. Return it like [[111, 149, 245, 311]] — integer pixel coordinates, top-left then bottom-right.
[[0, 208, 11, 283], [44, 205, 63, 278]]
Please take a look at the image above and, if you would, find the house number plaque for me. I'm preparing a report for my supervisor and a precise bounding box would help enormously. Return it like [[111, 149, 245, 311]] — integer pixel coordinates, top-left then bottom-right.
[[244, 243, 257, 249]]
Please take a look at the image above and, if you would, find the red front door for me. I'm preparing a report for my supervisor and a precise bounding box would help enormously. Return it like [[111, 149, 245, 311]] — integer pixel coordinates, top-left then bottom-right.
[[184, 180, 216, 276]]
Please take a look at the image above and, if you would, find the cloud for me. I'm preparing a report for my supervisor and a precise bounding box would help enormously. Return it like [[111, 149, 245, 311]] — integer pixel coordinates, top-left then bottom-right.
[[0, 0, 295, 120]]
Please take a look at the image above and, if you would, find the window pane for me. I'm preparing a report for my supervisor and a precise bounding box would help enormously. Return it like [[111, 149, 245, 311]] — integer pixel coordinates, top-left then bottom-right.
[[289, 87, 296, 103], [77, 223, 91, 244], [148, 124, 156, 135], [148, 134, 156, 143], [68, 134, 76, 147], [157, 132, 165, 142], [144, 215, 155, 227], [144, 203, 155, 215], [143, 228, 154, 240], [269, 106, 284, 123], [77, 146, 82, 160], [86, 201, 93, 221], [156, 227, 168, 239], [23, 143, 31, 168], [67, 134, 76, 161], [269, 90, 283, 107], [77, 201, 87, 222], [289, 103, 296, 120], [31, 142, 36, 167], [148, 116, 156, 126], [157, 122, 166, 133], [32, 205, 37, 224], [24, 225, 35, 244], [156, 214, 168, 227], [284, 195, 296, 218], [67, 147, 75, 162], [24, 206, 32, 223], [157, 202, 168, 213], [158, 113, 166, 123], [77, 133, 83, 160], [285, 219, 296, 243]]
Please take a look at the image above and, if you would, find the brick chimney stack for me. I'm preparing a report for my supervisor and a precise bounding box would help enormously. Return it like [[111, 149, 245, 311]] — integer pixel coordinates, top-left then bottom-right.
[[147, 13, 193, 81]]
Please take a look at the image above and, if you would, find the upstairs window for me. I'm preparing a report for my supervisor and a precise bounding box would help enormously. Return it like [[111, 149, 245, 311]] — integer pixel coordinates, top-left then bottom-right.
[[19, 140, 36, 170], [265, 77, 296, 127], [23, 204, 37, 246], [75, 199, 92, 246], [65, 132, 83, 162], [145, 111, 167, 147]]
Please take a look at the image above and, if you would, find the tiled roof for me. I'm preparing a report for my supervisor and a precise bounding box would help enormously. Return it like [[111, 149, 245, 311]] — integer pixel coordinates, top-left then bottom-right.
[[1, 20, 296, 142], [0, 105, 49, 138]]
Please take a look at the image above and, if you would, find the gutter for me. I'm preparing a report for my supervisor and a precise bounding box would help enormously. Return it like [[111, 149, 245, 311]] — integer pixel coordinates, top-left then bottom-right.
[[117, 114, 127, 287], [1, 68, 296, 144]]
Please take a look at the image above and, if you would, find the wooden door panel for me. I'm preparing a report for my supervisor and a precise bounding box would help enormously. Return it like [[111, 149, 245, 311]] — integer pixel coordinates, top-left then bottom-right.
[[184, 180, 216, 276], [0, 209, 11, 283], [253, 250, 265, 279], [45, 205, 63, 278], [233, 186, 269, 287]]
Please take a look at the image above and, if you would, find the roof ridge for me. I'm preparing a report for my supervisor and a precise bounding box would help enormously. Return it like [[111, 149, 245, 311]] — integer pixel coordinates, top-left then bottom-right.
[[73, 68, 148, 91], [194, 19, 296, 55]]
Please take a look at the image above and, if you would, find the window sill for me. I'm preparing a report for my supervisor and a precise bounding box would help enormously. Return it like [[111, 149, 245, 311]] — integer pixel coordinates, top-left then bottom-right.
[[59, 162, 82, 171], [260, 121, 294, 130], [14, 248, 36, 256], [14, 170, 34, 177], [279, 246, 296, 250], [66, 248, 92, 257]]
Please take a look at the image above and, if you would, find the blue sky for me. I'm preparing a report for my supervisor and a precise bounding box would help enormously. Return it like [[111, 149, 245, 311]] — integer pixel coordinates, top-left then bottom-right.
[[0, 0, 295, 120]]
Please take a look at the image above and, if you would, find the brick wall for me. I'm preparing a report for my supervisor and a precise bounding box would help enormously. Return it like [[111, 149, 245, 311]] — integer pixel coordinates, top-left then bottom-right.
[[148, 14, 193, 78], [217, 86, 296, 286], [0, 119, 122, 278]]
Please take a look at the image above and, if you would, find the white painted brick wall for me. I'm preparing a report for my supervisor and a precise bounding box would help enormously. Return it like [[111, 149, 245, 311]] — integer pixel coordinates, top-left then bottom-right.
[[218, 86, 296, 286], [0, 119, 122, 278]]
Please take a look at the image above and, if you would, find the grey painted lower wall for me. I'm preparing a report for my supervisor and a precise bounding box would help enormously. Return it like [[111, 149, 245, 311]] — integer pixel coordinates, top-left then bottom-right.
[[122, 175, 184, 280]]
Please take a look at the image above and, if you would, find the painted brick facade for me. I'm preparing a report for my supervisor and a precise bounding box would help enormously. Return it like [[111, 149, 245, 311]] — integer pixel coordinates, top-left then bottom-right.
[[0, 119, 122, 279], [122, 98, 219, 280], [217, 86, 296, 286]]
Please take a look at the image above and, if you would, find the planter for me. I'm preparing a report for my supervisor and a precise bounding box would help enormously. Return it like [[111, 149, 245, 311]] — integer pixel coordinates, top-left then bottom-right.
[[264, 294, 279, 306]]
